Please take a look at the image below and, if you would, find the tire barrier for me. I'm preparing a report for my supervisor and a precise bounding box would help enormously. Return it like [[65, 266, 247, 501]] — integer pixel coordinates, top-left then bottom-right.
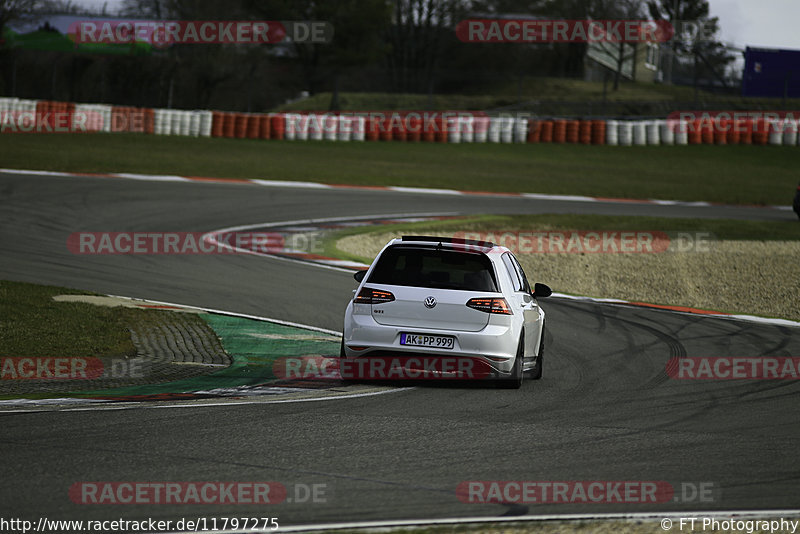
[[460, 115, 474, 143], [645, 120, 661, 145], [782, 119, 798, 146], [1, 97, 798, 147], [527, 120, 541, 143], [631, 121, 647, 146], [259, 114, 271, 139], [473, 116, 488, 143], [540, 120, 554, 143], [552, 119, 567, 143], [591, 120, 606, 145], [618, 121, 633, 146], [753, 119, 769, 146], [565, 120, 580, 143], [687, 120, 702, 144], [660, 120, 675, 145], [605, 120, 618, 146], [578, 120, 592, 144]]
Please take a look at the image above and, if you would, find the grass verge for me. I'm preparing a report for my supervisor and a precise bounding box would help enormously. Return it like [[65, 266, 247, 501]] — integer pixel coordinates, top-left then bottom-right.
[[276, 81, 800, 111], [0, 280, 193, 360], [1, 133, 798, 205]]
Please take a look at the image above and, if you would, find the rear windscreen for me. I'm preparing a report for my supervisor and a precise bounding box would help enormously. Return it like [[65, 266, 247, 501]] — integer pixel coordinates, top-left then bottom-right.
[[368, 246, 499, 291]]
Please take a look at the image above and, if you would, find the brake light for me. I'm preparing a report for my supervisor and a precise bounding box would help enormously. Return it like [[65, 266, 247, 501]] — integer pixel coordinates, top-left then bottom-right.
[[466, 297, 512, 315], [355, 287, 395, 304]]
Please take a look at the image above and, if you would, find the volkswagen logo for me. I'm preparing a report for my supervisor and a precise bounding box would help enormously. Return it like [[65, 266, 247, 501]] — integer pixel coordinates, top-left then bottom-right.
[[424, 296, 437, 309]]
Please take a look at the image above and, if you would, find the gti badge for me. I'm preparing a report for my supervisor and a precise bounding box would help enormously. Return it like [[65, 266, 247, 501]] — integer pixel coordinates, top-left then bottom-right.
[[424, 296, 437, 309]]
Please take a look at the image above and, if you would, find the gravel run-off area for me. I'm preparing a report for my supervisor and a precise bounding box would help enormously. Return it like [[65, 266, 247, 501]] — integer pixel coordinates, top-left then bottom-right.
[[336, 232, 800, 322]]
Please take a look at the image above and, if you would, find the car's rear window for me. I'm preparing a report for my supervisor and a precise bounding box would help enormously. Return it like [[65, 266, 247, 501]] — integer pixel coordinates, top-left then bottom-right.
[[368, 246, 499, 291]]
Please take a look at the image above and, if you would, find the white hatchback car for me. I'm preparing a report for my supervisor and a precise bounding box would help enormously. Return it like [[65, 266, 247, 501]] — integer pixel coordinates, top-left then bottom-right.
[[341, 235, 551, 388]]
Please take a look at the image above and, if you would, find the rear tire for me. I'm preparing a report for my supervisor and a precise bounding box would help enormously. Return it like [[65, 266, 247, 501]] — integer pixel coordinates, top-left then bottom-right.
[[339, 339, 353, 383], [530, 323, 545, 380], [497, 335, 524, 389]]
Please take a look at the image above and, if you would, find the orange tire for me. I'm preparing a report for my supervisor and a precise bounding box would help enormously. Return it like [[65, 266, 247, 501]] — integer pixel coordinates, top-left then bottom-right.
[[552, 119, 567, 143]]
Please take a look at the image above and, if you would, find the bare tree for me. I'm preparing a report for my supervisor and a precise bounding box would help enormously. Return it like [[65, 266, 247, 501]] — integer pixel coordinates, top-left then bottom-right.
[[386, 0, 471, 94], [1, 0, 47, 37], [648, 0, 733, 88], [581, 0, 647, 90], [119, 0, 173, 18]]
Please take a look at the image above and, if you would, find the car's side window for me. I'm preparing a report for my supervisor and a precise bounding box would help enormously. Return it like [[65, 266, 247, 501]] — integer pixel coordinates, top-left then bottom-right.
[[509, 253, 531, 294], [501, 253, 523, 292]]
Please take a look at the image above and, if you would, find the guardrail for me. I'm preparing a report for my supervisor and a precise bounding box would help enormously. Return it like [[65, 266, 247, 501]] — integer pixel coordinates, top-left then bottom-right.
[[1, 97, 797, 146]]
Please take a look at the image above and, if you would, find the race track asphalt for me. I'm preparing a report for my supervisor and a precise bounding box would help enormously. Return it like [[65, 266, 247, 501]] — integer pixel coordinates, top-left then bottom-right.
[[1, 171, 798, 529]]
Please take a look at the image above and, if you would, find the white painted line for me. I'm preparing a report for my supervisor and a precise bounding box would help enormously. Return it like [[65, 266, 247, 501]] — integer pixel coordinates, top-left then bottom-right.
[[106, 295, 343, 336], [551, 292, 800, 328], [388, 186, 463, 195], [318, 259, 369, 268], [0, 398, 107, 407], [203, 212, 459, 274], [167, 509, 800, 533], [0, 388, 412, 413], [522, 192, 599, 203], [113, 173, 190, 182], [251, 179, 333, 189], [719, 313, 800, 328], [146, 388, 408, 408], [552, 292, 631, 305], [206, 212, 461, 234], [0, 168, 77, 177], [1, 167, 791, 211]]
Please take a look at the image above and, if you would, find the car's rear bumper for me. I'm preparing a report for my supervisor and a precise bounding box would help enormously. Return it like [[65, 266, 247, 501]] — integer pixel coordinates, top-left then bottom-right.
[[342, 310, 519, 379]]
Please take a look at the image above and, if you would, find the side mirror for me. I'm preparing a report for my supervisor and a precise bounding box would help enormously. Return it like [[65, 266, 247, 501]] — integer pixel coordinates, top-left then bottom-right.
[[354, 269, 367, 282], [532, 283, 551, 298]]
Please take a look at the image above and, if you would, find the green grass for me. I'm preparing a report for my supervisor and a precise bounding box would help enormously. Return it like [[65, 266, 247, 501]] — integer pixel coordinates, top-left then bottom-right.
[[277, 80, 800, 112], [327, 214, 800, 264], [0, 280, 186, 359], [279, 92, 507, 111], [2, 133, 798, 205]]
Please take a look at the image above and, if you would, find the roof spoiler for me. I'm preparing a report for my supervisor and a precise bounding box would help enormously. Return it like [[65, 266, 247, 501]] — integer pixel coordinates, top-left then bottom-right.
[[401, 235, 495, 249]]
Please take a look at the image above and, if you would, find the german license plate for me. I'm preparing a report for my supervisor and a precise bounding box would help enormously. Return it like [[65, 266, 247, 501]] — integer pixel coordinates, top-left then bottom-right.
[[400, 333, 454, 349]]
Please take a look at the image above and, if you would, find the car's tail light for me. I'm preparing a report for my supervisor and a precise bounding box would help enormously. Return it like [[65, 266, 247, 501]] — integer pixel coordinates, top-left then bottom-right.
[[355, 287, 395, 304], [466, 297, 512, 315]]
